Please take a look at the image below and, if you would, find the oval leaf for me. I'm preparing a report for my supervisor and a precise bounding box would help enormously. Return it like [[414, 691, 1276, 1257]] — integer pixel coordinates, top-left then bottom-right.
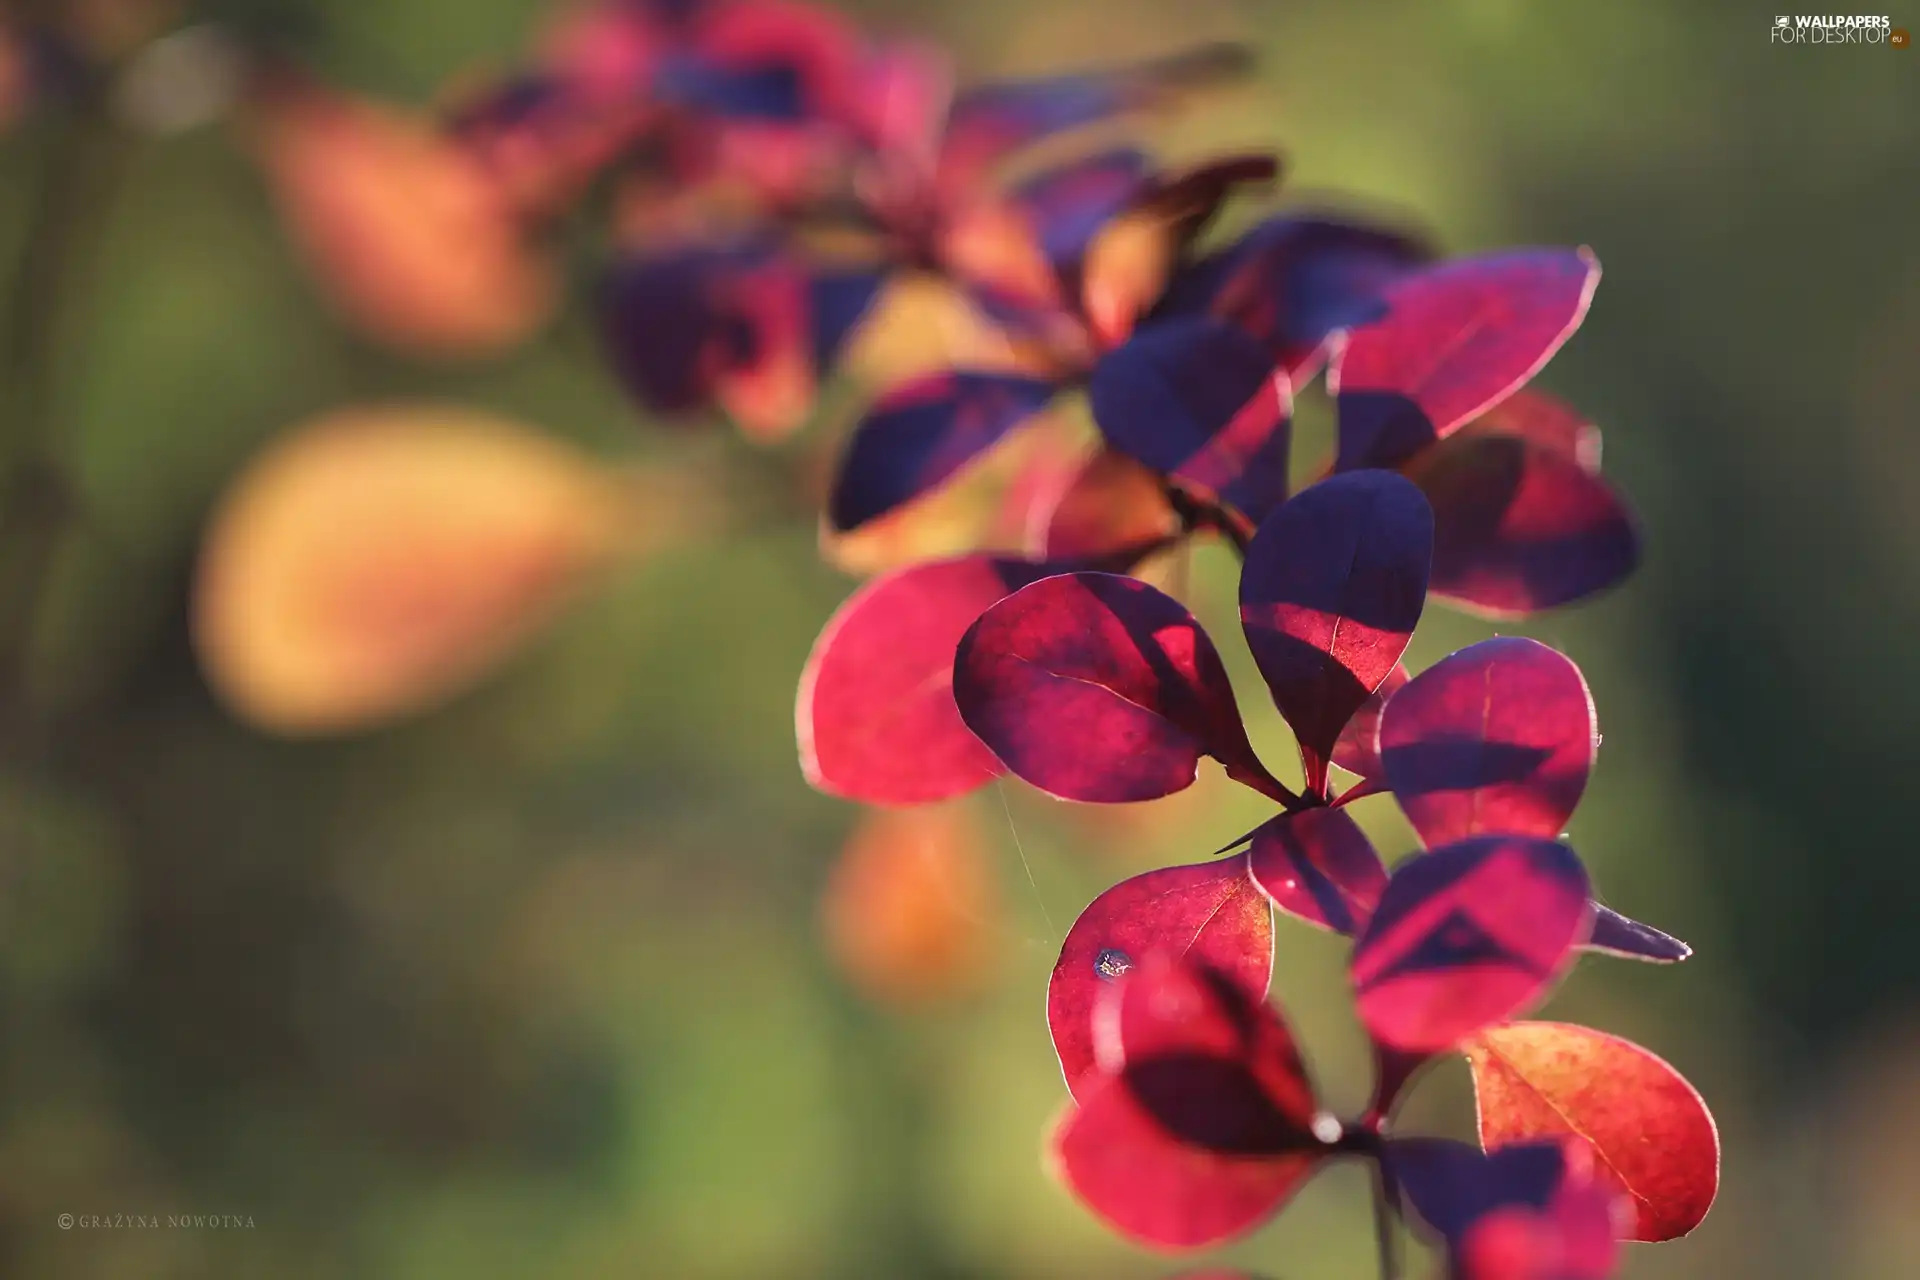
[[1192, 212, 1434, 381], [1027, 447, 1181, 560], [1392, 1137, 1624, 1280], [1408, 428, 1639, 618], [1090, 316, 1293, 530], [1466, 1021, 1720, 1242], [1239, 471, 1433, 796], [1380, 637, 1597, 848], [254, 82, 554, 357], [193, 406, 642, 736], [1246, 807, 1388, 936], [821, 804, 997, 1006], [1331, 248, 1600, 472], [827, 370, 1061, 531], [1331, 663, 1409, 780], [797, 553, 1058, 804], [954, 572, 1271, 802], [1351, 836, 1594, 1054], [1050, 955, 1324, 1251], [1049, 857, 1273, 1098]]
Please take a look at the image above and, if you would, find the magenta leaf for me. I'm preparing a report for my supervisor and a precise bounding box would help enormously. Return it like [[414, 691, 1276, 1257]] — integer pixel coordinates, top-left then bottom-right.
[[1587, 903, 1692, 963], [1411, 427, 1640, 618], [1246, 806, 1388, 935], [1351, 835, 1594, 1054], [1049, 859, 1272, 1098], [1331, 247, 1601, 472], [827, 371, 1061, 532], [1468, 389, 1603, 468], [797, 553, 1058, 805], [1390, 1136, 1567, 1241], [1089, 316, 1292, 530], [954, 572, 1276, 802], [1331, 662, 1409, 780], [1012, 148, 1153, 273], [1190, 212, 1434, 381], [1051, 955, 1326, 1251], [1379, 636, 1597, 848], [1239, 472, 1433, 797]]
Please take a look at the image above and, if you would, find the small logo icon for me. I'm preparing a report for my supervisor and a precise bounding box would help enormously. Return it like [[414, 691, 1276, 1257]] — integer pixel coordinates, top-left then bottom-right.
[[56, 1214, 73, 1231], [1776, 14, 1792, 26], [1893, 26, 1911, 45]]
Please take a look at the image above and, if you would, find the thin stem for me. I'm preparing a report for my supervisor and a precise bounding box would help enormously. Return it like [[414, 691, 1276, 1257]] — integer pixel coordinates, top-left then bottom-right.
[[1371, 1158, 1402, 1280]]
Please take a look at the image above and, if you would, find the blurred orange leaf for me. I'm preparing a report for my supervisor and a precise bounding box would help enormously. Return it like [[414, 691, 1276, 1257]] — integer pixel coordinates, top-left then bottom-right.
[[193, 405, 669, 736], [250, 80, 555, 358], [821, 804, 999, 1006]]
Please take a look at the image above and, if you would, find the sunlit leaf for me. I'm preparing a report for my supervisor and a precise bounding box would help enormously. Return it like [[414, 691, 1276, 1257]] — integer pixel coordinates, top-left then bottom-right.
[[1027, 447, 1181, 560], [827, 371, 1061, 531], [797, 553, 1057, 805], [1466, 1021, 1720, 1242], [1330, 663, 1408, 781], [954, 572, 1275, 802], [1090, 316, 1291, 530], [821, 804, 997, 1006], [1407, 425, 1638, 618], [1049, 855, 1271, 1097], [1332, 248, 1600, 471], [1351, 836, 1593, 1054], [1239, 472, 1432, 795], [250, 79, 554, 357], [1391, 1137, 1625, 1280], [1246, 806, 1388, 935], [194, 405, 647, 736], [1380, 637, 1597, 849], [1193, 212, 1433, 382], [1051, 955, 1325, 1251]]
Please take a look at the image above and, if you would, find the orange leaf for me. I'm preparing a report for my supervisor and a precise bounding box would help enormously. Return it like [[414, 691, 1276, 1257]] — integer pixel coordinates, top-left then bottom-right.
[[820, 804, 999, 1006], [250, 80, 554, 357], [1466, 1021, 1719, 1242], [193, 405, 660, 736]]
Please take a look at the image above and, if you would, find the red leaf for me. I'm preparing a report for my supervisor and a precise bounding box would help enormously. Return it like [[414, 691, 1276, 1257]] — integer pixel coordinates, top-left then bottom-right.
[[1379, 637, 1597, 848], [954, 572, 1275, 802], [1331, 248, 1601, 472], [1330, 663, 1409, 780], [1408, 428, 1639, 618], [1050, 955, 1325, 1251], [1239, 472, 1432, 796], [797, 554, 1055, 804], [1027, 447, 1181, 560], [1465, 389, 1603, 470], [1466, 1021, 1720, 1242], [1351, 836, 1593, 1054], [1049, 855, 1273, 1098], [1246, 807, 1388, 935]]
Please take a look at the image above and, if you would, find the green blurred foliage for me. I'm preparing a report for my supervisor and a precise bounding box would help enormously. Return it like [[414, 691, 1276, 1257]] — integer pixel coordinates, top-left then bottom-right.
[[0, 0, 1915, 1276]]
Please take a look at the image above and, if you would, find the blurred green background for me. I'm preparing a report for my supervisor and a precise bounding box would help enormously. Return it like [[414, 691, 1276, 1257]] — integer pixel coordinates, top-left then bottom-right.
[[1, 0, 1916, 1276]]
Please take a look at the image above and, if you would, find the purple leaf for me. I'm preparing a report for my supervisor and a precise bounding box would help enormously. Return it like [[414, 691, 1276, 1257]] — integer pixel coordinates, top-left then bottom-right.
[[1410, 428, 1640, 618], [797, 554, 1057, 805], [1379, 637, 1597, 848], [1351, 834, 1593, 1053], [1390, 1136, 1568, 1241], [1239, 472, 1433, 796], [1246, 807, 1388, 935], [1586, 903, 1691, 963], [1090, 316, 1291, 530], [954, 572, 1277, 801], [1331, 247, 1601, 471], [1012, 148, 1153, 273], [1331, 663, 1409, 780], [1190, 213, 1434, 381], [1049, 856, 1272, 1098], [827, 371, 1061, 532], [1051, 954, 1326, 1251]]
